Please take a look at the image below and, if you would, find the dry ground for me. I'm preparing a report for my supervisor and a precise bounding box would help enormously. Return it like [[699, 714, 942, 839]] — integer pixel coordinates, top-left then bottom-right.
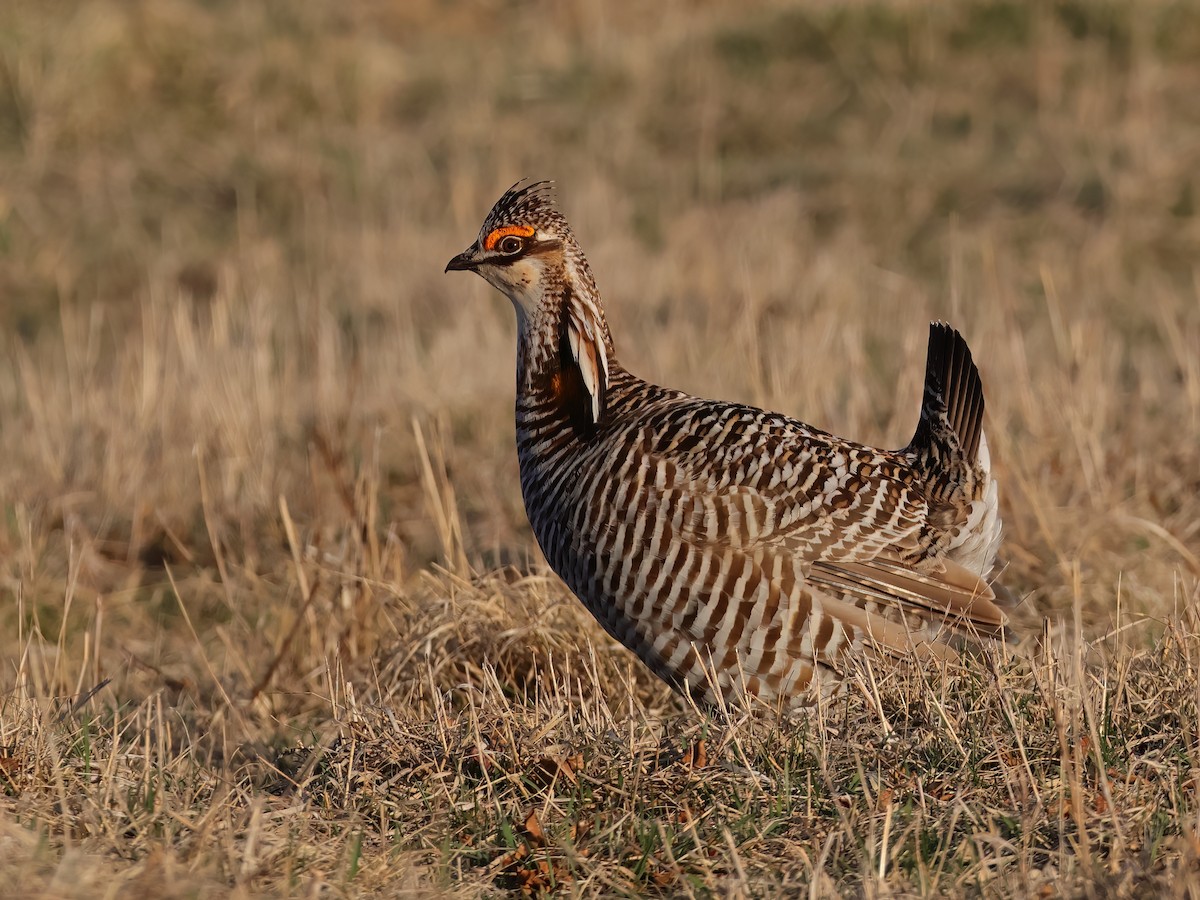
[[2, 0, 1200, 896]]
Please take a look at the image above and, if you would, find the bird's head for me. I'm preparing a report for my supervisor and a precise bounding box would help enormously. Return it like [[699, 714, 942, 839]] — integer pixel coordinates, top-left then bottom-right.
[[445, 181, 612, 426], [445, 181, 586, 316]]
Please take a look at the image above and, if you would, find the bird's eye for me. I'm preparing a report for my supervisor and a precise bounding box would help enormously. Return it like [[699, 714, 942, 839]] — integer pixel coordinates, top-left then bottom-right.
[[498, 235, 525, 254]]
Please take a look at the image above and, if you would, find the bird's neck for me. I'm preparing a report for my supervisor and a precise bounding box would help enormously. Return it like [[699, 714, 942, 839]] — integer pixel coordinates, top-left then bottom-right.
[[514, 263, 615, 435]]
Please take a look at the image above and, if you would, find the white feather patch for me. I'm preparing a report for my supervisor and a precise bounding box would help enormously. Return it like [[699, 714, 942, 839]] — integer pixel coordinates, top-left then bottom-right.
[[567, 305, 608, 425]]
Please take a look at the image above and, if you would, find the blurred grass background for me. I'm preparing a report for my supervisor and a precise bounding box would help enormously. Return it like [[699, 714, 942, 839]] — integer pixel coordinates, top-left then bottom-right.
[[3, 0, 1196, 578], [3, 0, 1198, 336], [2, 0, 1200, 895]]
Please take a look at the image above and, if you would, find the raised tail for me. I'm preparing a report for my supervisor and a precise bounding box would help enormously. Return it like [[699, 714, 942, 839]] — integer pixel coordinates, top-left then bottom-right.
[[904, 322, 986, 500], [903, 322, 1004, 579]]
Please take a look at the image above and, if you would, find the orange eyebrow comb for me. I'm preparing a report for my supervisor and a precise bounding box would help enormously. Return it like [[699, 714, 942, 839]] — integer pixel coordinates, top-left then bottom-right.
[[484, 224, 535, 251]]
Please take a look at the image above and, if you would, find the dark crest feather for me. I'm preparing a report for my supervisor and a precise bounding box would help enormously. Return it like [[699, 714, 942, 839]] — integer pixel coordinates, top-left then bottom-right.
[[481, 180, 566, 238]]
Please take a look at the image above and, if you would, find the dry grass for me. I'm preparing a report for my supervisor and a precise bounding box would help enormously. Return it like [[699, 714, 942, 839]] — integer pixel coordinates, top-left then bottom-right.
[[2, 0, 1199, 895]]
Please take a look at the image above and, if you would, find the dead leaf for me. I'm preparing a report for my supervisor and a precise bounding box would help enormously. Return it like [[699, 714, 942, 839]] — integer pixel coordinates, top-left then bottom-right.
[[513, 858, 571, 896], [567, 817, 592, 844], [650, 867, 677, 887], [0, 754, 21, 778], [926, 778, 957, 801], [535, 753, 580, 786], [523, 809, 546, 846], [680, 739, 708, 769], [465, 745, 497, 776]]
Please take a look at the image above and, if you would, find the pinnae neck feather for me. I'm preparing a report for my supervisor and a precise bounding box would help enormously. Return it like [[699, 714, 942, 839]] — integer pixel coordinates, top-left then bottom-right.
[[516, 269, 613, 432]]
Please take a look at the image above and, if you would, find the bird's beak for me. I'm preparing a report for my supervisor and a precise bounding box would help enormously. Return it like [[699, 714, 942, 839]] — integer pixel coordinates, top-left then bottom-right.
[[445, 244, 481, 273]]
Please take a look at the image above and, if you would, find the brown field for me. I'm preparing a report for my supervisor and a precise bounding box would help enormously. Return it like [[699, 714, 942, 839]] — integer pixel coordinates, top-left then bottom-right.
[[2, 0, 1200, 895]]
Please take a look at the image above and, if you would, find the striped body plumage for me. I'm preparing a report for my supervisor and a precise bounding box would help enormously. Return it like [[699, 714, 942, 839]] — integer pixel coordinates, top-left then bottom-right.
[[446, 182, 1012, 711]]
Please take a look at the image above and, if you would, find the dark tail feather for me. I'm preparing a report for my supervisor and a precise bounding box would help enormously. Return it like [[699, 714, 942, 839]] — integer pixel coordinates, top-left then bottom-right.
[[906, 322, 985, 465]]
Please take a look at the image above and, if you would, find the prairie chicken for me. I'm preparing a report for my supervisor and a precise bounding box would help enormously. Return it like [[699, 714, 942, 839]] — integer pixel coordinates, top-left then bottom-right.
[[446, 181, 1013, 711]]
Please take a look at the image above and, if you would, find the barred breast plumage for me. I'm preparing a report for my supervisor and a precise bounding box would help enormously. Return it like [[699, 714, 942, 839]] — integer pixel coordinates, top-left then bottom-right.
[[446, 181, 1012, 711]]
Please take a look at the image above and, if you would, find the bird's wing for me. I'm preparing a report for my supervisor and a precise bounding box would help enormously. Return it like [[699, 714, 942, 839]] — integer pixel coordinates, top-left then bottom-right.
[[635, 406, 925, 554], [620, 408, 1010, 679]]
